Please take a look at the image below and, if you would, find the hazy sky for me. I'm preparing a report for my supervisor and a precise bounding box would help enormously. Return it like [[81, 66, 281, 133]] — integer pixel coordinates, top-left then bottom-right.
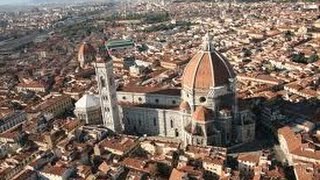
[[0, 0, 115, 6], [0, 0, 31, 5]]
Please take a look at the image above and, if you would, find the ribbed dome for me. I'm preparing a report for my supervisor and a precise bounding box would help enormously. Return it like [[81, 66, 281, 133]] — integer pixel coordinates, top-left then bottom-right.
[[192, 106, 210, 122], [78, 42, 96, 67], [182, 33, 235, 90], [78, 42, 95, 57], [179, 101, 191, 111]]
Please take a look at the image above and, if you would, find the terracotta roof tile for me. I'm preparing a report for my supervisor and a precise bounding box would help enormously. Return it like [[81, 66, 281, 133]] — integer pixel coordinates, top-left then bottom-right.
[[192, 106, 210, 122], [238, 152, 261, 165], [179, 101, 191, 111], [169, 168, 187, 180], [278, 126, 301, 153]]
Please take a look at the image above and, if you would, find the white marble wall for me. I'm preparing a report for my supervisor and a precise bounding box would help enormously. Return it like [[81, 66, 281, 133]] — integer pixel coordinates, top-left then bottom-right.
[[121, 106, 183, 139], [117, 91, 181, 106]]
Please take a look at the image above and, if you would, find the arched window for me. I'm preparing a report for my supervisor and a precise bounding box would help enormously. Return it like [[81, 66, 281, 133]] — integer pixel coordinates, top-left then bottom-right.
[[100, 77, 106, 87], [172, 100, 176, 105], [155, 99, 159, 103], [196, 138, 200, 145], [153, 118, 157, 126], [109, 77, 113, 86], [170, 119, 174, 128], [175, 129, 179, 137]]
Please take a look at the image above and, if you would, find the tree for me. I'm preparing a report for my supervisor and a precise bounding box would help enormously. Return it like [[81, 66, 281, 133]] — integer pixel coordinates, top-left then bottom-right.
[[243, 48, 252, 57], [138, 44, 148, 52], [307, 54, 319, 63], [292, 53, 318, 64], [284, 31, 293, 41], [292, 53, 305, 63]]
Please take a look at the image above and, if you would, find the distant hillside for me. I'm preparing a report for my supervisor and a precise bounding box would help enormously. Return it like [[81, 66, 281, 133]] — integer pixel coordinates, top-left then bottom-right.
[[30, 0, 117, 4], [0, 0, 116, 6]]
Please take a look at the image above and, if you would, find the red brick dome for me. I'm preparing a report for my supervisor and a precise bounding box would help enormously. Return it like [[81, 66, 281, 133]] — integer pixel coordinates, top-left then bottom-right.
[[78, 42, 96, 59], [182, 33, 235, 90]]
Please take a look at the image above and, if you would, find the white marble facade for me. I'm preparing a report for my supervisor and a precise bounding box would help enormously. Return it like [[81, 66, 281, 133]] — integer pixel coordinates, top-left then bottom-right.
[[93, 34, 255, 147]]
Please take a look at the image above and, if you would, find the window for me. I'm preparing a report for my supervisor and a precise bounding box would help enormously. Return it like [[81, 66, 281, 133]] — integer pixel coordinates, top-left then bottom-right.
[[109, 78, 113, 86], [196, 139, 200, 145], [175, 129, 179, 137], [138, 97, 142, 102], [199, 97, 206, 103], [100, 77, 106, 87], [172, 100, 176, 105], [122, 96, 126, 100], [153, 118, 157, 126], [170, 119, 173, 128], [155, 99, 159, 103], [127, 118, 130, 125], [139, 120, 141, 126]]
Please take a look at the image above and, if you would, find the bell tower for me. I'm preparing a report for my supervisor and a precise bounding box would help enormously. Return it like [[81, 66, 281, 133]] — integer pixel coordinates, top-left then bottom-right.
[[94, 52, 122, 132]]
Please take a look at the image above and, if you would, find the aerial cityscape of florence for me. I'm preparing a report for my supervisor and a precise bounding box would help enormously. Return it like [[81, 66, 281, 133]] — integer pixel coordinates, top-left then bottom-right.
[[0, 0, 319, 179]]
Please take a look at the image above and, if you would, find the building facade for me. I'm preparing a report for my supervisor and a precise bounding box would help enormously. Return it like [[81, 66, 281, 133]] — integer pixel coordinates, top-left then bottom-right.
[[93, 33, 255, 147], [74, 94, 102, 125], [0, 111, 27, 133], [39, 95, 73, 119]]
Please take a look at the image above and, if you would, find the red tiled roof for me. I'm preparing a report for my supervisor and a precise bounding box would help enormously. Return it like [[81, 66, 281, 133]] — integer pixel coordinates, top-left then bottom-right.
[[192, 106, 210, 122], [238, 152, 260, 165], [169, 168, 187, 180], [99, 136, 138, 154], [278, 126, 301, 153], [179, 101, 191, 111]]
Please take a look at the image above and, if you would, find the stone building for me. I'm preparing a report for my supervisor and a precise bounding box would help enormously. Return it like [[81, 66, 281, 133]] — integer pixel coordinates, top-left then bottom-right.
[[74, 94, 102, 125], [0, 111, 27, 133], [38, 95, 73, 118], [93, 33, 255, 147]]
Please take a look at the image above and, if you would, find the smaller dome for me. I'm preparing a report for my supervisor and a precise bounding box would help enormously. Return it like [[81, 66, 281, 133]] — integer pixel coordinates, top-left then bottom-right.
[[192, 106, 210, 122], [179, 101, 191, 111], [78, 42, 96, 68], [75, 94, 100, 109], [78, 42, 95, 57]]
